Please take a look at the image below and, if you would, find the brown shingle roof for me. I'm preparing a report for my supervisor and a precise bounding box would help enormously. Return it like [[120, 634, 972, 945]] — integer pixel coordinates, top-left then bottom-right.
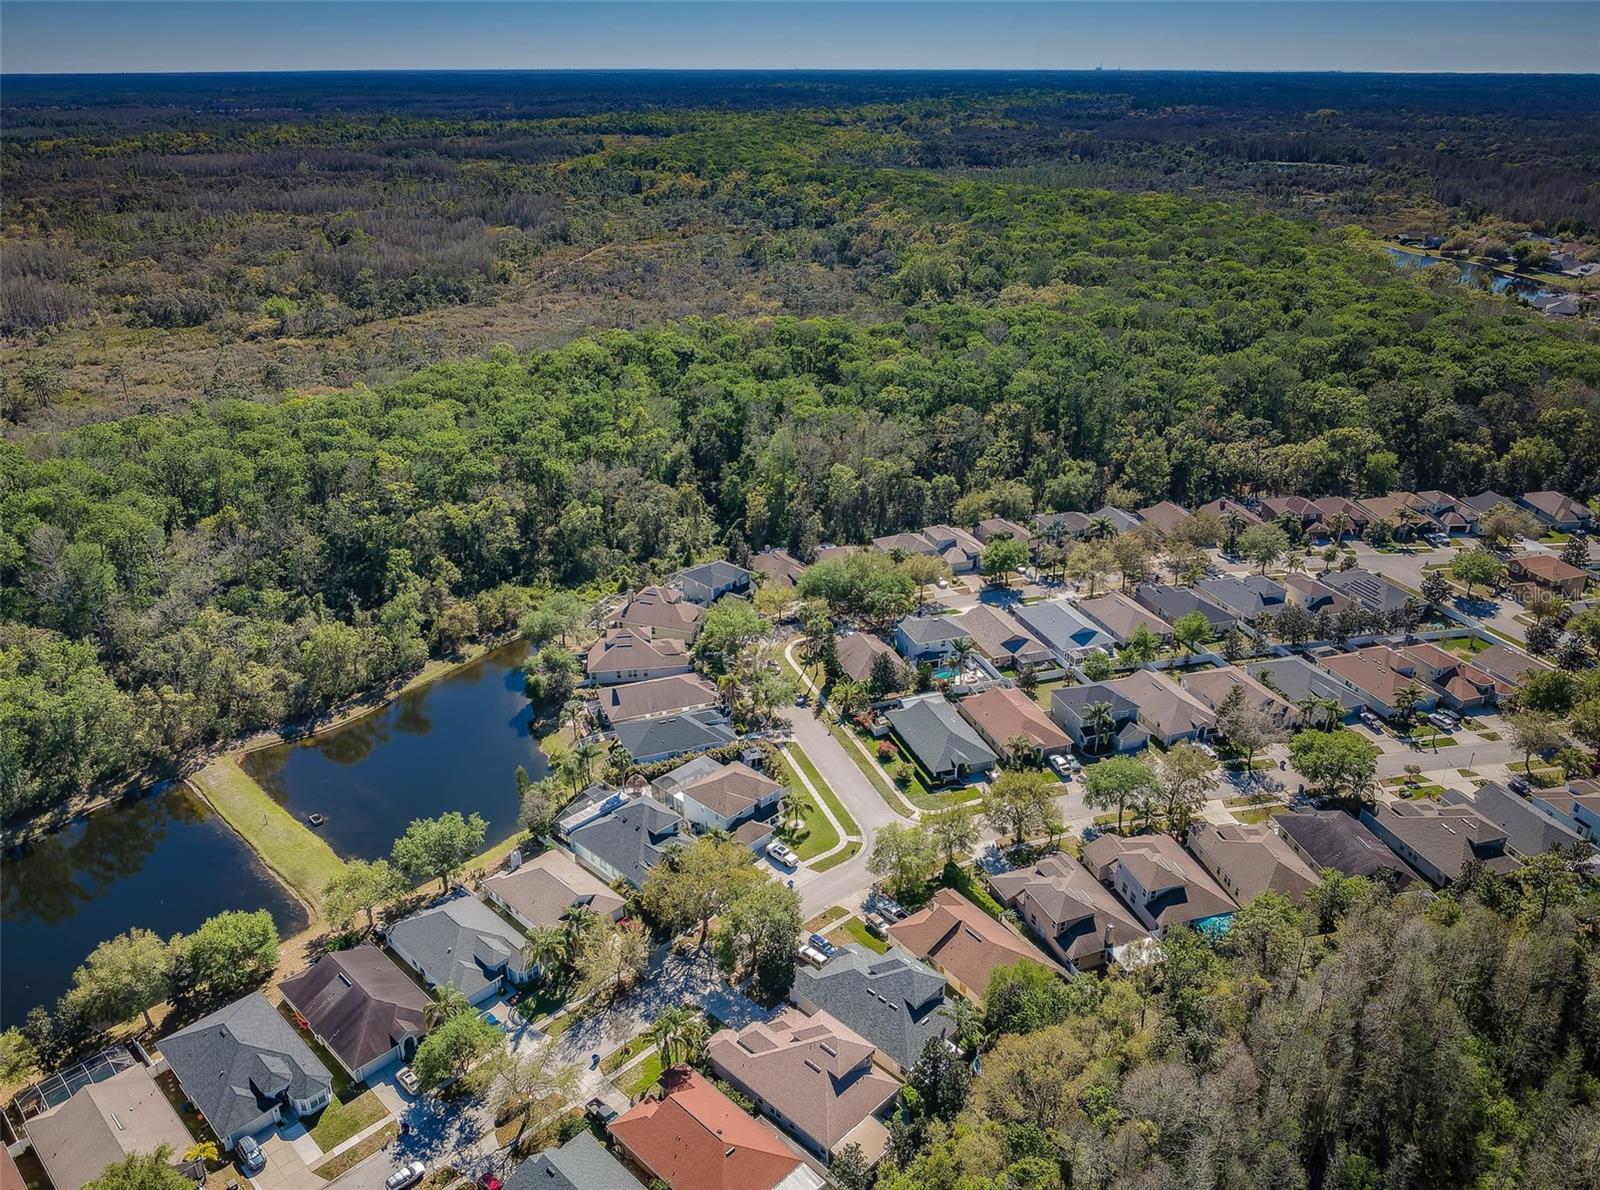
[[585, 627, 690, 677], [482, 851, 625, 929], [957, 685, 1071, 756], [1188, 823, 1319, 904], [25, 1065, 193, 1190], [599, 673, 720, 723], [675, 760, 782, 820], [835, 633, 908, 685], [618, 585, 704, 635], [989, 853, 1149, 968], [886, 888, 1063, 998]]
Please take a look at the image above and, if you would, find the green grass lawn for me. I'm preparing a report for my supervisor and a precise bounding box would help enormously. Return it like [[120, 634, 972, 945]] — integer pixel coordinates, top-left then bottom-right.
[[804, 906, 850, 932], [313, 1124, 398, 1179], [773, 757, 840, 860], [786, 743, 860, 836], [1234, 805, 1289, 825], [601, 1033, 654, 1075], [827, 719, 916, 817], [189, 757, 345, 910], [812, 840, 862, 872], [1030, 678, 1074, 709], [835, 916, 889, 954], [307, 1089, 388, 1150], [617, 1051, 664, 1098], [1439, 635, 1491, 658]]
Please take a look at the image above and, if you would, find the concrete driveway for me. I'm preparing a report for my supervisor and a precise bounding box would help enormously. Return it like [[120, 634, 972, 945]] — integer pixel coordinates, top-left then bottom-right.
[[250, 1129, 320, 1190]]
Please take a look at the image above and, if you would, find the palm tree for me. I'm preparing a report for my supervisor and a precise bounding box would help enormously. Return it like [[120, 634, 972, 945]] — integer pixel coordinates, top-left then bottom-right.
[[576, 739, 605, 785], [1295, 694, 1344, 731], [605, 746, 636, 785], [652, 1005, 710, 1067], [182, 1142, 220, 1165], [937, 998, 986, 1057], [562, 906, 600, 962], [950, 638, 976, 674], [1328, 511, 1350, 543], [1085, 700, 1117, 755], [1087, 515, 1118, 542], [1223, 510, 1246, 554], [424, 986, 471, 1027], [778, 788, 805, 832], [522, 924, 567, 983]]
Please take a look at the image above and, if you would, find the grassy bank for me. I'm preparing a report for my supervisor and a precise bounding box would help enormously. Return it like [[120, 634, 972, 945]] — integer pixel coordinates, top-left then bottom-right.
[[188, 758, 345, 912]]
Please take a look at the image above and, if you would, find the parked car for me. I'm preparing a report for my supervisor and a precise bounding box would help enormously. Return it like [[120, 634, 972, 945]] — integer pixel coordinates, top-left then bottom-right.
[[236, 1136, 266, 1174], [1048, 754, 1073, 779], [1427, 712, 1455, 732], [395, 1066, 421, 1095], [809, 933, 837, 958], [795, 692, 810, 707], [767, 842, 799, 868], [863, 912, 890, 938], [798, 943, 830, 968], [1195, 741, 1219, 760], [1359, 710, 1383, 732], [385, 1162, 428, 1190], [585, 1097, 619, 1126], [1507, 776, 1532, 796]]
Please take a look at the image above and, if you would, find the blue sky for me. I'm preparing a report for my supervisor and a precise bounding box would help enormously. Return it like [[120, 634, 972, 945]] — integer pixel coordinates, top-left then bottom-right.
[[3, 2, 1595, 75]]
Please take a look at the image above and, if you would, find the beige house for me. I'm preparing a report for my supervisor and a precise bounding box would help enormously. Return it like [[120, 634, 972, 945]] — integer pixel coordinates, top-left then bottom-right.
[[1186, 822, 1319, 905], [956, 684, 1072, 761], [616, 585, 704, 641], [584, 627, 693, 685], [886, 887, 1065, 1000], [24, 1061, 196, 1190], [989, 853, 1150, 974], [1081, 833, 1235, 935], [482, 849, 626, 932]]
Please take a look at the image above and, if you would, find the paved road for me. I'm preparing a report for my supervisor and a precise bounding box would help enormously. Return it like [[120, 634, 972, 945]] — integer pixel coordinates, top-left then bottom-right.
[[1350, 542, 1529, 643]]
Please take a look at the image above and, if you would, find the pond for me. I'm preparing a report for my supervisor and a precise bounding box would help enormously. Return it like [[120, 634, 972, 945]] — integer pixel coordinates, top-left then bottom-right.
[[0, 785, 309, 1029], [242, 640, 548, 861], [1382, 246, 1559, 303]]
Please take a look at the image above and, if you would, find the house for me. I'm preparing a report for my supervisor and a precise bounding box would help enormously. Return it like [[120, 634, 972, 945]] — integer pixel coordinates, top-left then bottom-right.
[[1132, 584, 1237, 634], [1316, 646, 1438, 718], [1413, 491, 1479, 535], [279, 945, 428, 1083], [504, 1131, 638, 1190], [989, 853, 1151, 974], [790, 946, 951, 1077], [566, 796, 686, 888], [1508, 552, 1589, 598], [1470, 642, 1553, 689], [1244, 656, 1364, 723], [585, 628, 693, 685], [1535, 294, 1582, 319], [1459, 490, 1516, 525], [673, 560, 754, 606], [1359, 801, 1520, 886], [956, 684, 1072, 762], [886, 887, 1065, 1000], [1516, 490, 1594, 533], [651, 755, 783, 833], [1081, 833, 1235, 935], [160, 993, 332, 1151], [386, 896, 530, 1005], [749, 548, 808, 589], [608, 1067, 826, 1190], [1011, 597, 1115, 658], [617, 585, 704, 641], [1272, 810, 1423, 889], [1281, 572, 1353, 616], [1180, 666, 1296, 726], [1136, 501, 1194, 537], [923, 524, 989, 573], [885, 693, 998, 784], [957, 604, 1057, 669], [1050, 682, 1149, 754], [1105, 669, 1217, 746], [1186, 823, 1319, 905], [1194, 497, 1261, 528], [597, 672, 720, 726], [973, 516, 1033, 546], [1075, 592, 1173, 645], [1030, 510, 1092, 540], [1391, 641, 1509, 708], [612, 707, 737, 764], [1317, 568, 1413, 614], [1194, 575, 1288, 621], [482, 850, 626, 933], [1308, 497, 1371, 538], [1258, 495, 1322, 532], [23, 1058, 197, 1190], [707, 1008, 899, 1166], [893, 614, 973, 664], [835, 631, 911, 688], [1442, 782, 1584, 857], [1527, 781, 1600, 843], [1355, 492, 1440, 536], [1088, 506, 1143, 535]]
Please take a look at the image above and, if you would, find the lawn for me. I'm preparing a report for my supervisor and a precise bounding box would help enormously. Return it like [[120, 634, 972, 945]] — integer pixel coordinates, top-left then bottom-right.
[[1234, 805, 1289, 825], [826, 718, 916, 817], [812, 840, 862, 872], [804, 905, 850, 932], [313, 1124, 397, 1180], [601, 1032, 653, 1075], [307, 1089, 388, 1150], [1030, 678, 1074, 709], [836, 916, 889, 954], [786, 743, 860, 836], [188, 757, 345, 910], [616, 1051, 664, 1098], [773, 755, 840, 860], [1439, 635, 1491, 658]]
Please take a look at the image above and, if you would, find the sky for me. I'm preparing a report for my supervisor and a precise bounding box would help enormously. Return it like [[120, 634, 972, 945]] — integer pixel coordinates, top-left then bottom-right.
[[2, 1, 1595, 75]]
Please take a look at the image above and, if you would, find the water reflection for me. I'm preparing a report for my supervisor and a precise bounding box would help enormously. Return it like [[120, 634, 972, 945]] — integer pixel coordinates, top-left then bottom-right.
[[1383, 246, 1559, 303]]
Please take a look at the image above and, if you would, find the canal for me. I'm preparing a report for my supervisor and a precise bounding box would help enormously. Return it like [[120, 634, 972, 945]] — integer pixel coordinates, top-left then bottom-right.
[[1, 785, 309, 1029], [242, 640, 548, 861]]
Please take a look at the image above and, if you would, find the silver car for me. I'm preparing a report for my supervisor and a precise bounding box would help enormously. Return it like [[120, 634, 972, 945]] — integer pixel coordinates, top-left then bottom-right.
[[236, 1135, 266, 1173], [385, 1161, 427, 1190]]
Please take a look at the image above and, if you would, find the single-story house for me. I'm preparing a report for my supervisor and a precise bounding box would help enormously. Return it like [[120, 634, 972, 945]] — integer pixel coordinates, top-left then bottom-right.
[[893, 614, 973, 664], [1180, 665, 1297, 726], [1075, 592, 1173, 645], [1081, 833, 1234, 936], [673, 560, 754, 606], [1515, 490, 1594, 533], [990, 853, 1151, 974], [1459, 490, 1516, 525], [1011, 597, 1115, 658], [1508, 552, 1589, 598], [1281, 572, 1353, 616], [617, 585, 704, 641], [790, 946, 950, 1077], [1316, 647, 1437, 718], [873, 526, 985, 573], [504, 1131, 638, 1190], [973, 516, 1033, 546], [707, 1008, 899, 1166], [1393, 641, 1510, 707], [1050, 682, 1149, 754], [1194, 575, 1288, 621], [567, 796, 687, 888], [1105, 669, 1217, 746], [160, 993, 333, 1152], [1136, 501, 1194, 537], [585, 628, 693, 685], [1088, 506, 1143, 536], [608, 1067, 826, 1190], [24, 1058, 198, 1190], [1316, 568, 1412, 615], [386, 896, 531, 1005], [1321, 642, 1504, 714], [650, 755, 783, 833], [956, 684, 1072, 762], [611, 707, 737, 764], [1412, 492, 1479, 535], [1359, 801, 1520, 887], [596, 672, 720, 726], [957, 604, 1057, 670], [886, 888, 1066, 1001], [1030, 510, 1092, 541], [1132, 584, 1237, 634], [1194, 498, 1261, 528], [749, 548, 808, 589], [279, 945, 429, 1083], [1244, 656, 1364, 724], [886, 693, 998, 784], [1186, 822, 1319, 905], [1469, 642, 1553, 690], [835, 631, 911, 688], [1442, 782, 1584, 858], [482, 849, 626, 933], [1272, 811, 1423, 889]]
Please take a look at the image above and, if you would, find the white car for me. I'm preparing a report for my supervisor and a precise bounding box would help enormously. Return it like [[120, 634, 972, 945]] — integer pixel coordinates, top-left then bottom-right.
[[395, 1066, 421, 1095], [1048, 754, 1072, 779], [767, 842, 799, 868], [1195, 742, 1219, 760], [385, 1161, 427, 1190]]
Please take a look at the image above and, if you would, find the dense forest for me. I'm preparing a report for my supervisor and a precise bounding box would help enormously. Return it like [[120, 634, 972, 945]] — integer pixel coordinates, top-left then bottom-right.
[[3, 72, 1598, 424]]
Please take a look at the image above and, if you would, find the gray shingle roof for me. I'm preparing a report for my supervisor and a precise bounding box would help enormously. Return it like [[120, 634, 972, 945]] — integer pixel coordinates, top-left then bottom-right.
[[1317, 568, 1411, 613], [1133, 584, 1236, 630], [896, 615, 973, 648], [1194, 575, 1288, 619], [612, 707, 735, 760], [674, 560, 753, 605], [386, 897, 526, 1000], [161, 993, 331, 1144], [567, 797, 685, 888], [1244, 656, 1364, 711], [279, 945, 428, 1076], [1273, 811, 1421, 887], [1444, 783, 1584, 857], [505, 1131, 637, 1190], [790, 945, 950, 1072], [886, 694, 997, 776], [1051, 682, 1139, 721]]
